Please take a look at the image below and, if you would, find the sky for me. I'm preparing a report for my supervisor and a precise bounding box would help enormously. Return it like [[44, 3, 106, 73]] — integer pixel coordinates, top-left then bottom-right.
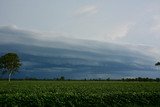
[[0, 0, 160, 47]]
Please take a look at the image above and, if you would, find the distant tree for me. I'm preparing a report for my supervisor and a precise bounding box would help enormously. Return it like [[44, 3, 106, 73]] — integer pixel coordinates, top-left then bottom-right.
[[0, 53, 21, 82], [60, 76, 65, 81], [155, 62, 160, 70]]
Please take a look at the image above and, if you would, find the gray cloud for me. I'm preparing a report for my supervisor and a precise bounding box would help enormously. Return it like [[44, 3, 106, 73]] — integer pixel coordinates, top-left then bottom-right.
[[0, 25, 160, 79], [0, 26, 160, 78], [74, 5, 98, 17], [0, 25, 159, 59]]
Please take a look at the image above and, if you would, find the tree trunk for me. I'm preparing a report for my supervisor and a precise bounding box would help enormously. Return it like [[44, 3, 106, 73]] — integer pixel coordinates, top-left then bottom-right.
[[8, 72, 12, 82]]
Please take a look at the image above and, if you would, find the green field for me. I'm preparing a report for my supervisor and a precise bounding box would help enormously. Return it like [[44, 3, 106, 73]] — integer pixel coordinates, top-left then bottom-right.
[[0, 81, 160, 107]]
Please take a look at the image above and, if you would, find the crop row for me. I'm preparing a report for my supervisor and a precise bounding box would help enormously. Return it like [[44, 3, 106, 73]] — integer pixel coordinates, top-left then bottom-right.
[[0, 81, 160, 107]]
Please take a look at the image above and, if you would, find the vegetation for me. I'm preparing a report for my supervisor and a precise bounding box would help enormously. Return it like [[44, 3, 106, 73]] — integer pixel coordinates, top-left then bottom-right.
[[0, 53, 21, 82], [1, 77, 159, 82], [155, 62, 160, 70], [0, 81, 160, 107], [0, 52, 159, 106], [155, 62, 160, 66]]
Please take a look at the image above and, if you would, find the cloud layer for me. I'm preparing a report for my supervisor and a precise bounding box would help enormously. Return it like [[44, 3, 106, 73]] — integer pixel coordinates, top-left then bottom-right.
[[0, 25, 160, 79], [1, 1, 160, 48], [0, 25, 160, 58], [74, 5, 98, 16]]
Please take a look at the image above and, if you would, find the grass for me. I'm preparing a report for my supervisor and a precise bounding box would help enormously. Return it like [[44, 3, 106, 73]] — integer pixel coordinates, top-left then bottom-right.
[[0, 81, 160, 107]]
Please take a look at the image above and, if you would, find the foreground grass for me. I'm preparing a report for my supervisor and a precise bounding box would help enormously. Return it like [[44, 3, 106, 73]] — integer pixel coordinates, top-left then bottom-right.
[[0, 81, 160, 107]]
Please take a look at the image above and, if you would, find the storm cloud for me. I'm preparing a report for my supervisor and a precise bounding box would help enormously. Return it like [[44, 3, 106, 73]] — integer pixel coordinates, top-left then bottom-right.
[[0, 25, 160, 79]]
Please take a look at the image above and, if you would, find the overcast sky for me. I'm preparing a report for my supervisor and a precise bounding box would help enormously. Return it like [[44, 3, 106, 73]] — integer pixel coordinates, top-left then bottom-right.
[[0, 0, 160, 47]]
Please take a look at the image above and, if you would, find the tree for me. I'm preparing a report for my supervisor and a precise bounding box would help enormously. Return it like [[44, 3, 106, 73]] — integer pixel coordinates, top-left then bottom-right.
[[60, 76, 65, 81], [155, 62, 160, 70], [0, 53, 21, 82]]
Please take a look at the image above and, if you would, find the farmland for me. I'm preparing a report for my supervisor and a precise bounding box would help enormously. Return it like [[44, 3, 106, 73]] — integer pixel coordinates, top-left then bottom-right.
[[0, 81, 160, 107]]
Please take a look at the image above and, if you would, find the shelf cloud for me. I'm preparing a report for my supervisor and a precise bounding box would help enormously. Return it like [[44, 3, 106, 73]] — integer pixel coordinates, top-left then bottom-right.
[[0, 25, 160, 79]]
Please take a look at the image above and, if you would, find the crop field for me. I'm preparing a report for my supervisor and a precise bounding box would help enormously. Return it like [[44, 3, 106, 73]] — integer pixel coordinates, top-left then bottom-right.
[[0, 81, 160, 107]]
